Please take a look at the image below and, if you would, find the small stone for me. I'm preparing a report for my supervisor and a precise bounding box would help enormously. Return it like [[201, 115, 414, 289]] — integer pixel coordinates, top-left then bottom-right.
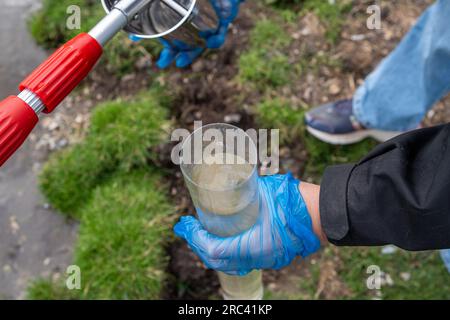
[[380, 272, 394, 286], [48, 121, 59, 131], [135, 56, 151, 70], [57, 139, 68, 149], [3, 265, 11, 273], [291, 32, 301, 40], [9, 216, 20, 235], [194, 111, 202, 119], [191, 60, 204, 73], [121, 74, 136, 83], [43, 258, 51, 266], [75, 115, 84, 124], [224, 113, 242, 124], [329, 80, 341, 95], [82, 87, 90, 96], [40, 118, 51, 129], [267, 283, 277, 291], [400, 272, 411, 282], [381, 245, 397, 255], [351, 34, 366, 42]]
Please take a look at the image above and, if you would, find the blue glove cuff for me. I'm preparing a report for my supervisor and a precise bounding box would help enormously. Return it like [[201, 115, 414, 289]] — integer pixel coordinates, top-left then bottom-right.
[[263, 173, 321, 258]]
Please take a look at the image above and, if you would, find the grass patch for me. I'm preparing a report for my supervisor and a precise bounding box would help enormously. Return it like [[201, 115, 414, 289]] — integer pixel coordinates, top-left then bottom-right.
[[302, 0, 352, 43], [29, 0, 160, 75], [297, 51, 343, 76], [337, 247, 450, 300], [255, 97, 306, 144], [238, 19, 291, 89], [39, 87, 172, 217], [27, 279, 79, 300], [253, 96, 374, 176], [265, 0, 352, 43], [75, 171, 173, 299], [304, 135, 376, 178], [29, 170, 174, 300], [264, 247, 449, 300]]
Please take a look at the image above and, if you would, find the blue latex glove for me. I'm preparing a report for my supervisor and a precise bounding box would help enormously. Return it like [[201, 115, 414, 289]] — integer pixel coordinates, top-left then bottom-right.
[[174, 173, 321, 276], [130, 0, 244, 68]]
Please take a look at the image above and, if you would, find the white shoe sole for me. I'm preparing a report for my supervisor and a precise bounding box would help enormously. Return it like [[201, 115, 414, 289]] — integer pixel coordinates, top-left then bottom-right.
[[306, 125, 405, 145]]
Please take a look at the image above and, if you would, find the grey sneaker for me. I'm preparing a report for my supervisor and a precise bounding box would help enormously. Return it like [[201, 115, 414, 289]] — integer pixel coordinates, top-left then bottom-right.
[[305, 99, 409, 145]]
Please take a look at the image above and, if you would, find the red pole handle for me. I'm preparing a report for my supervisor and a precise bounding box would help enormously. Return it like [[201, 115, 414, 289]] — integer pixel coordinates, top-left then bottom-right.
[[0, 33, 102, 167], [20, 33, 103, 113], [0, 96, 38, 166]]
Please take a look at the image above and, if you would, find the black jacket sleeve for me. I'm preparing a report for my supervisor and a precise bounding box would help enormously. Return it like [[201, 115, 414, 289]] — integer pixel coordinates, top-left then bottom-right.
[[319, 124, 450, 251]]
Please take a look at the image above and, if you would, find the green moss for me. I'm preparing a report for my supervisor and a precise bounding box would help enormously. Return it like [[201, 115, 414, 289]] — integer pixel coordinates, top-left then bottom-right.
[[265, 0, 352, 43], [255, 97, 305, 145], [238, 19, 291, 89], [302, 0, 352, 43], [304, 135, 376, 179], [74, 171, 173, 299], [27, 279, 79, 300], [29, 0, 101, 46], [39, 88, 172, 217], [29, 171, 174, 300], [337, 247, 450, 300]]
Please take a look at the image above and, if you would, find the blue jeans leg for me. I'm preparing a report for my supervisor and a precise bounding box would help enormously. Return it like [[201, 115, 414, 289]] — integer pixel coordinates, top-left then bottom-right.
[[353, 0, 450, 131], [441, 250, 450, 274]]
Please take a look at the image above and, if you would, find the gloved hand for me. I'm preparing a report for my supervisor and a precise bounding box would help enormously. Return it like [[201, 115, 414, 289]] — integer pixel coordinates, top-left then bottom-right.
[[130, 0, 244, 68], [174, 173, 321, 276]]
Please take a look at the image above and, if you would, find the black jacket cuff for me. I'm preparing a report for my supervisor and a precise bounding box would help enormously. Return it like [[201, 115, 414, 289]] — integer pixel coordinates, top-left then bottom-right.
[[319, 163, 355, 244]]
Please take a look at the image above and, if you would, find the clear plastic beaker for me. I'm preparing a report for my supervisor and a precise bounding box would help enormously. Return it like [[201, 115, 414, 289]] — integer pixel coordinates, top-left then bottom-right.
[[180, 123, 264, 300]]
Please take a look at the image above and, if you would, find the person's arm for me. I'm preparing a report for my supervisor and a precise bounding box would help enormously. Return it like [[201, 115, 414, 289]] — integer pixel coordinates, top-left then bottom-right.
[[299, 182, 328, 245], [174, 124, 450, 275], [317, 123, 450, 250]]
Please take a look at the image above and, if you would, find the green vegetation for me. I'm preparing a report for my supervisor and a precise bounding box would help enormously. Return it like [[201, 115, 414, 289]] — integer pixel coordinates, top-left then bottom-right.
[[264, 247, 450, 300], [76, 171, 173, 299], [302, 0, 352, 43], [255, 97, 305, 145], [39, 88, 171, 217], [30, 86, 174, 299], [304, 136, 376, 177], [238, 19, 291, 89], [337, 247, 450, 300], [29, 170, 174, 300], [27, 279, 79, 300], [266, 0, 352, 43], [240, 7, 372, 180], [29, 0, 160, 74]]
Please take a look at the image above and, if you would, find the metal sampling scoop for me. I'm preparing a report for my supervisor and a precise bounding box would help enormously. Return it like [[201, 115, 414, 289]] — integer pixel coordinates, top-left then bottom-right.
[[0, 0, 218, 167], [100, 0, 218, 46]]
